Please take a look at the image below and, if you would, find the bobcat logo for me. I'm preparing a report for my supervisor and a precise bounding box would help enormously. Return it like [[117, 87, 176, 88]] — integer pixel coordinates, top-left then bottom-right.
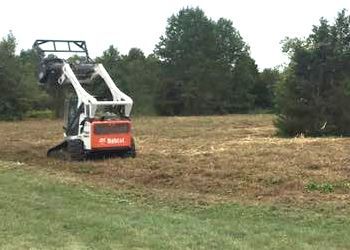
[[98, 137, 125, 144]]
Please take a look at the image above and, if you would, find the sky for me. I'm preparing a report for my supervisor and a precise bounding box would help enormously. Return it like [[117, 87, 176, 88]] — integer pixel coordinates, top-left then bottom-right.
[[0, 0, 349, 70]]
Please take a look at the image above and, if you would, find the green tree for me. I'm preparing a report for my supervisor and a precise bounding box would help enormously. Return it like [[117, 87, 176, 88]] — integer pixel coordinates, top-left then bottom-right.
[[93, 45, 122, 100], [155, 7, 217, 115], [253, 68, 280, 110], [229, 55, 259, 112], [215, 18, 246, 67], [118, 49, 160, 115], [96, 46, 161, 115], [276, 9, 350, 136], [155, 7, 257, 115], [19, 49, 51, 111], [0, 33, 43, 120]]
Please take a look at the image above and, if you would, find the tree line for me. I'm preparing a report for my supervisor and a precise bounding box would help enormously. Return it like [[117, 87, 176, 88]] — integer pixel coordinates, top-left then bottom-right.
[[0, 7, 349, 137]]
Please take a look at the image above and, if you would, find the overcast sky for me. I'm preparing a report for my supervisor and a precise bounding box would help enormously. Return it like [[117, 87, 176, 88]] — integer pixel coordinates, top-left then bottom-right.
[[1, 0, 348, 70]]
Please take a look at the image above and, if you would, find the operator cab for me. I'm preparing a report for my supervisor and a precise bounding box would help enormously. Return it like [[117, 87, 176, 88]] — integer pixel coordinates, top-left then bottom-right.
[[63, 95, 81, 136]]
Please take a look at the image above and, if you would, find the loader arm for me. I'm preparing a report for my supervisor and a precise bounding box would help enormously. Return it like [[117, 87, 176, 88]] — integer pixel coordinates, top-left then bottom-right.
[[60, 62, 133, 117]]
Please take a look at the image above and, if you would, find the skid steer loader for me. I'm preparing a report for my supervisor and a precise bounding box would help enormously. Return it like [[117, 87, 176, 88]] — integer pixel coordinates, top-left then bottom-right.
[[33, 40, 136, 160]]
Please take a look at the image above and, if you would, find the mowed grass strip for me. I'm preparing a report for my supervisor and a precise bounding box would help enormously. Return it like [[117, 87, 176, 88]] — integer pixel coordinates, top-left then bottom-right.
[[1, 163, 350, 250]]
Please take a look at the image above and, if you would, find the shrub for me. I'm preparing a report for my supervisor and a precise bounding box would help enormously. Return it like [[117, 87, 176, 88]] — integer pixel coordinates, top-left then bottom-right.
[[275, 10, 350, 136], [26, 110, 54, 119]]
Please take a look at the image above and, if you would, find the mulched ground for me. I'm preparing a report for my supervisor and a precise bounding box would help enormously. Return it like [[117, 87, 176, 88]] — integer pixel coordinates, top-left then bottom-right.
[[1, 115, 350, 206]]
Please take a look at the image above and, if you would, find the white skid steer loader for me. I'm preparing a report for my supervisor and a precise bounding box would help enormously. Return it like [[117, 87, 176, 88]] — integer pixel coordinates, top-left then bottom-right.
[[33, 40, 136, 160]]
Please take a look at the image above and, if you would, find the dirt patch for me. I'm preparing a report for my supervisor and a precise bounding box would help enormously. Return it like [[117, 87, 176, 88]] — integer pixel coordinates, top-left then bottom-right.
[[1, 115, 350, 205]]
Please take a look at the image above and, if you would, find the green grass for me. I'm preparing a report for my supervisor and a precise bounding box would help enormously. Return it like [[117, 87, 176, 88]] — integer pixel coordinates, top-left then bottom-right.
[[1, 163, 350, 249]]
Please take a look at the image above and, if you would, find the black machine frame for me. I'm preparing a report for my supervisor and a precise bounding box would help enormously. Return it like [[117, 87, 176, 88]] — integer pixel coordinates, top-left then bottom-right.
[[33, 39, 91, 61]]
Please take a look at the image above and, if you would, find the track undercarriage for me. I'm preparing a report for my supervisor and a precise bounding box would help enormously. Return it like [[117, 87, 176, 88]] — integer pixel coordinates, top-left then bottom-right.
[[47, 139, 136, 161]]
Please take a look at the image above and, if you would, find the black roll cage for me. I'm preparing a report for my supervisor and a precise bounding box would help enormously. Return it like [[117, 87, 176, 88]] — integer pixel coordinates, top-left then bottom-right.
[[33, 39, 92, 62]]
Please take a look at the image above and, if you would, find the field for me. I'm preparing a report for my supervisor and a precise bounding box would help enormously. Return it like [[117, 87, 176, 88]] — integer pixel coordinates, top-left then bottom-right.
[[1, 115, 350, 249]]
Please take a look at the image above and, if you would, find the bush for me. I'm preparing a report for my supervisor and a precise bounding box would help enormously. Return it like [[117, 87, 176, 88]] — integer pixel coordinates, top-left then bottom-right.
[[275, 10, 350, 136], [25, 110, 54, 119]]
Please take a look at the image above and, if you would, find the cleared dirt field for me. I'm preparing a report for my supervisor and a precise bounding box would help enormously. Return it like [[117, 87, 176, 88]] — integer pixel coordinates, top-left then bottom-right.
[[1, 115, 350, 206]]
